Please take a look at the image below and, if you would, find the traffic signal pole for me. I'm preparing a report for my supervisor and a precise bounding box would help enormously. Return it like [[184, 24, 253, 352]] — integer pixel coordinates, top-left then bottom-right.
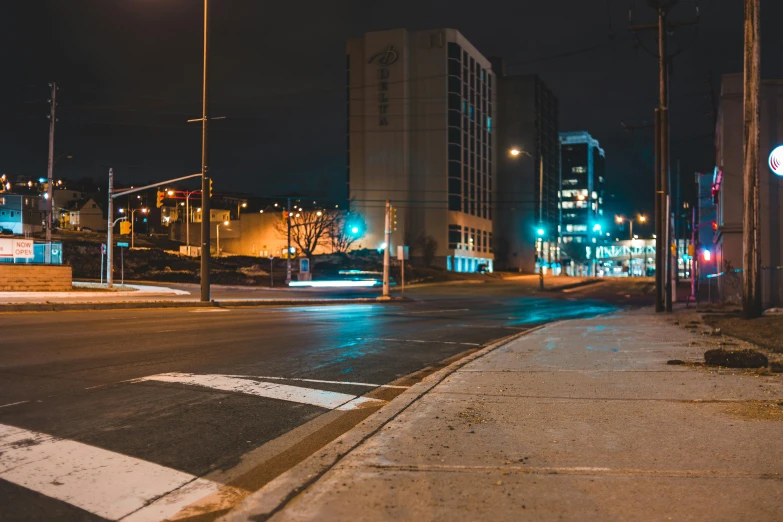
[[381, 200, 391, 299]]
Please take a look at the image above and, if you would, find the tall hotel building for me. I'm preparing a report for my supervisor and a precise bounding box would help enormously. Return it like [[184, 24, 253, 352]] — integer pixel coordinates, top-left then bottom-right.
[[347, 29, 496, 271], [559, 131, 605, 256]]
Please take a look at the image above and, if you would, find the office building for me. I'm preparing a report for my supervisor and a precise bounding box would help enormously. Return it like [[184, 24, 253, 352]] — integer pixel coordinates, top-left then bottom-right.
[[347, 28, 496, 271], [713, 73, 783, 306], [491, 61, 560, 272]]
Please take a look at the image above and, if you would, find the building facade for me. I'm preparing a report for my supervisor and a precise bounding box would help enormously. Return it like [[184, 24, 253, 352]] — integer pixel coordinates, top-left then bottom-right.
[[559, 131, 605, 266], [713, 73, 783, 307], [491, 62, 560, 272], [0, 194, 43, 235], [347, 28, 496, 272]]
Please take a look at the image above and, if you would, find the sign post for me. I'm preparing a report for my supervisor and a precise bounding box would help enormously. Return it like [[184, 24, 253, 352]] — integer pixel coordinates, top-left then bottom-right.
[[269, 256, 275, 287], [100, 243, 106, 285], [117, 242, 129, 286], [397, 245, 409, 298]]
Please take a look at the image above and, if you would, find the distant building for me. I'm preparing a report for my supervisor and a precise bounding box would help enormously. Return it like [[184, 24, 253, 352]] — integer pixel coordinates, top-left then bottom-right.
[[491, 60, 560, 272], [66, 198, 105, 231], [713, 73, 783, 307], [559, 131, 605, 269], [347, 28, 496, 272], [0, 193, 43, 235]]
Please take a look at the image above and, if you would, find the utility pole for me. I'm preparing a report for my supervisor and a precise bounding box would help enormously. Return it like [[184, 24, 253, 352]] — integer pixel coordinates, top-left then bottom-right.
[[286, 197, 292, 285], [382, 200, 391, 299], [629, 0, 698, 312], [743, 0, 762, 318], [199, 0, 211, 302], [45, 82, 57, 246]]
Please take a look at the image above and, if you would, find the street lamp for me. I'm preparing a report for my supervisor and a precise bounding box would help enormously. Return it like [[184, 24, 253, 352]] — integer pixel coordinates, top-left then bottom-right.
[[130, 207, 148, 249], [216, 220, 229, 257], [616, 215, 646, 276]]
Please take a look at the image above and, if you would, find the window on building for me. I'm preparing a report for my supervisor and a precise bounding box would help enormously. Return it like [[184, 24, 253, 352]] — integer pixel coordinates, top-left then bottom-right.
[[572, 166, 586, 174], [449, 144, 461, 162], [448, 110, 461, 127], [449, 93, 461, 111], [561, 201, 575, 209], [448, 59, 461, 77], [487, 117, 492, 132], [448, 224, 461, 249], [448, 127, 461, 144], [449, 195, 461, 212], [448, 76, 461, 94], [562, 178, 579, 186], [449, 161, 461, 178]]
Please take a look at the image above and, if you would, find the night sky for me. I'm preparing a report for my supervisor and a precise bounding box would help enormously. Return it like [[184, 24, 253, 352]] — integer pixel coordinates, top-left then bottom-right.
[[3, 0, 783, 236]]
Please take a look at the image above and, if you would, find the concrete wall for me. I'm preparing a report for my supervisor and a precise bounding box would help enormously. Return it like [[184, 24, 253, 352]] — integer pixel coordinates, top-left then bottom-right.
[[0, 264, 73, 291]]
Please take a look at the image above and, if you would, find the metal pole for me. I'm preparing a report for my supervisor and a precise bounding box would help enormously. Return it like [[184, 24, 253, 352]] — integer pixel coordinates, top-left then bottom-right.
[[186, 192, 190, 254], [401, 258, 405, 298], [270, 257, 274, 287], [131, 210, 135, 249], [216, 224, 220, 257], [657, 4, 671, 312], [629, 220, 634, 276], [382, 200, 391, 298], [199, 0, 211, 302], [107, 168, 114, 288], [286, 197, 292, 284], [666, 196, 673, 310], [121, 247, 124, 287], [46, 82, 56, 244], [538, 238, 544, 290], [691, 205, 697, 301]]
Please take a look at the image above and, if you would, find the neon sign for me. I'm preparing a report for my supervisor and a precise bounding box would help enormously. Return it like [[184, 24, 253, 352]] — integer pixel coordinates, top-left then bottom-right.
[[769, 145, 783, 177]]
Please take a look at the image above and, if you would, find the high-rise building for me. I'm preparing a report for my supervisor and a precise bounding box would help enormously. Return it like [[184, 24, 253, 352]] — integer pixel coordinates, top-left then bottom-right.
[[559, 131, 605, 265], [347, 29, 496, 272], [491, 60, 560, 272]]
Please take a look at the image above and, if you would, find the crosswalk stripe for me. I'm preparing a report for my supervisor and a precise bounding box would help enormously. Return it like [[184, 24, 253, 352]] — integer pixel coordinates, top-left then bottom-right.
[[0, 423, 221, 521], [135, 373, 385, 410]]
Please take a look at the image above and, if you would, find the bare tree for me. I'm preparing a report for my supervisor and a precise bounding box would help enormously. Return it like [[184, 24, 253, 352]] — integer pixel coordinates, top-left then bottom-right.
[[276, 210, 332, 258], [328, 210, 366, 253]]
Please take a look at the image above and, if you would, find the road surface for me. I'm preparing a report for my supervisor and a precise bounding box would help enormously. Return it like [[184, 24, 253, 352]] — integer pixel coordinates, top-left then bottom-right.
[[0, 281, 642, 521]]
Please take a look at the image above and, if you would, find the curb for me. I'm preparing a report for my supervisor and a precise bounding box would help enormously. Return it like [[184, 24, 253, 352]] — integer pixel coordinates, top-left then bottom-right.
[[221, 322, 549, 522], [0, 298, 407, 313]]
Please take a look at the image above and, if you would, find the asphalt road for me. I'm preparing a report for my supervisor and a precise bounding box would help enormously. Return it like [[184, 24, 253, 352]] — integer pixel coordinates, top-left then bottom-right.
[[0, 281, 643, 521]]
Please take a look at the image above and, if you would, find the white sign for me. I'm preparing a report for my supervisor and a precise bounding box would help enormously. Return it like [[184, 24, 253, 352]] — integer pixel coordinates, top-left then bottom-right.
[[769, 145, 783, 177], [0, 238, 34, 259], [397, 245, 409, 261]]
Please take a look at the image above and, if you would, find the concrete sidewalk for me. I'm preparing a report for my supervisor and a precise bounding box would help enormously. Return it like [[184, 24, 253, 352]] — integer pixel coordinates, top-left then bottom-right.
[[226, 311, 783, 521]]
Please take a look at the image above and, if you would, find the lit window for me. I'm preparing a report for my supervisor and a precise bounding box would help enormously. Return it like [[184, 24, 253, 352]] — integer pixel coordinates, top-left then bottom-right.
[[572, 166, 586, 174], [561, 201, 575, 209]]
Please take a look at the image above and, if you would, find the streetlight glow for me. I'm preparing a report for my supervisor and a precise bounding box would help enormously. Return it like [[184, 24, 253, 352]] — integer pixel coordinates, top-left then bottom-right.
[[537, 228, 545, 236], [510, 148, 521, 157], [167, 190, 174, 196]]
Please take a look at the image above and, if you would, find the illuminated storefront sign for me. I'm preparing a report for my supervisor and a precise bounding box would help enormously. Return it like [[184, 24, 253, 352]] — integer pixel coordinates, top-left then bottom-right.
[[368, 46, 398, 126], [769, 145, 783, 177]]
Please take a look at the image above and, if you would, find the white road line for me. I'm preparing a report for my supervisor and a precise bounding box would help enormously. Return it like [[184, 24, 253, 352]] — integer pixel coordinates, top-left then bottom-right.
[[233, 376, 410, 390], [0, 401, 28, 409], [406, 308, 469, 314], [188, 308, 230, 313], [358, 337, 481, 347], [0, 423, 221, 522], [135, 373, 385, 411]]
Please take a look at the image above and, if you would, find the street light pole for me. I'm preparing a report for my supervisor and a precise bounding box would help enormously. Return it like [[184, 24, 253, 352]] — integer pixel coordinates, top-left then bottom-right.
[[199, 0, 211, 302], [45, 82, 56, 246]]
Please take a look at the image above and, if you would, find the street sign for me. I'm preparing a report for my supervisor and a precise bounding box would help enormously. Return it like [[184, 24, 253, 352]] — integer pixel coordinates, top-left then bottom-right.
[[117, 242, 129, 248], [101, 243, 106, 255], [397, 245, 409, 261], [299, 258, 310, 273]]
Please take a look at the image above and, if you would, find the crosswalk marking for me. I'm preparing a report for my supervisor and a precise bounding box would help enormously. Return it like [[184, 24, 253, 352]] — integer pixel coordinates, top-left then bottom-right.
[[231, 375, 410, 389], [135, 373, 386, 411], [0, 423, 221, 521]]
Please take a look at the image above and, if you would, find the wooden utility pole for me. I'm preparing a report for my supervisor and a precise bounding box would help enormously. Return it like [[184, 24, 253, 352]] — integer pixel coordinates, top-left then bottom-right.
[[742, 0, 762, 318], [630, 0, 698, 312]]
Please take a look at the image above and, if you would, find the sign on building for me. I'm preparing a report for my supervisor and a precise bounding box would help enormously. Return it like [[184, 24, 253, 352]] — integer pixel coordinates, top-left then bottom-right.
[[0, 238, 34, 259]]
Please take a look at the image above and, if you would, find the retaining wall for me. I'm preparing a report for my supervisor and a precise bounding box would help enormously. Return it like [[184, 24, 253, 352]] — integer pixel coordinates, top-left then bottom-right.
[[0, 265, 73, 291]]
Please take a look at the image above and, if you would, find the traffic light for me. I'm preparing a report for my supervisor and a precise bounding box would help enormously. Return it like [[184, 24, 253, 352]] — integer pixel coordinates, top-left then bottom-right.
[[209, 178, 213, 198], [156, 190, 164, 208], [120, 221, 131, 235], [703, 249, 711, 262], [282, 211, 289, 222], [688, 244, 695, 257]]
